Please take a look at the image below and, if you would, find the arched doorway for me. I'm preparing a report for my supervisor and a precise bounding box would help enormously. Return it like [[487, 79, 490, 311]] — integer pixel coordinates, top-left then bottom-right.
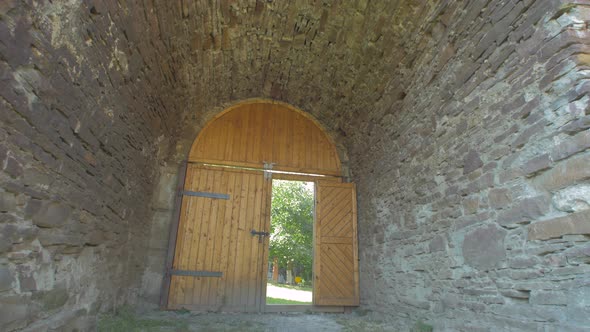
[[161, 100, 358, 312]]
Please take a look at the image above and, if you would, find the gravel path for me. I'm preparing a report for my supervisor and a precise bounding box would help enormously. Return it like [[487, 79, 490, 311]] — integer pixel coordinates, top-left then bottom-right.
[[266, 284, 312, 302], [100, 309, 397, 332]]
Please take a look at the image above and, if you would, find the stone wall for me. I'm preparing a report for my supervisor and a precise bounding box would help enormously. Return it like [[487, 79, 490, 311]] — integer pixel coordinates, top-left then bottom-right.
[[352, 1, 590, 330], [0, 1, 181, 330]]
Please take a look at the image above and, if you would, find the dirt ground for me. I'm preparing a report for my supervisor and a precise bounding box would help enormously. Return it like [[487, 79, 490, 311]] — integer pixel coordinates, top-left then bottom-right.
[[266, 284, 313, 302], [98, 308, 404, 332]]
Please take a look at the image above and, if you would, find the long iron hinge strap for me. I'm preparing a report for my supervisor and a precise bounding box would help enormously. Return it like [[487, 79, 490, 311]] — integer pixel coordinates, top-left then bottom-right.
[[182, 191, 230, 200], [169, 269, 223, 277]]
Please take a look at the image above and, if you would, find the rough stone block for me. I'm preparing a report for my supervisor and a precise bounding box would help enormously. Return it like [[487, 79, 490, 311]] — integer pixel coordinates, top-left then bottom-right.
[[22, 168, 53, 187], [4, 157, 23, 178], [148, 210, 173, 250], [0, 294, 29, 330], [32, 201, 72, 228], [38, 229, 83, 246], [551, 131, 590, 161], [533, 154, 590, 191], [0, 265, 15, 292], [528, 210, 590, 240], [32, 286, 69, 311], [24, 198, 43, 218], [153, 169, 178, 210], [521, 153, 552, 176], [428, 234, 446, 252], [0, 191, 17, 213], [530, 291, 567, 306], [561, 115, 590, 134], [563, 244, 590, 265], [570, 287, 590, 307], [508, 256, 540, 269], [552, 184, 590, 212], [497, 195, 551, 227], [488, 188, 512, 209], [462, 197, 479, 215], [500, 289, 530, 299], [463, 150, 483, 174], [462, 224, 507, 270]]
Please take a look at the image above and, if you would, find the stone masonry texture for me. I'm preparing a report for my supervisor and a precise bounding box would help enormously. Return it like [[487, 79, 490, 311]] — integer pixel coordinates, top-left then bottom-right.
[[1, 0, 589, 331]]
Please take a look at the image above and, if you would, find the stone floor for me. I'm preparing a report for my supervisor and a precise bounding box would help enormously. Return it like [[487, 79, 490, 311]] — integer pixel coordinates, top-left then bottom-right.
[[98, 309, 400, 332]]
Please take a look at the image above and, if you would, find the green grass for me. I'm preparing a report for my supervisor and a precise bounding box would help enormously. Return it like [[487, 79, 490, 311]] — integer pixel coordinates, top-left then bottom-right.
[[266, 297, 311, 305], [98, 307, 189, 332]]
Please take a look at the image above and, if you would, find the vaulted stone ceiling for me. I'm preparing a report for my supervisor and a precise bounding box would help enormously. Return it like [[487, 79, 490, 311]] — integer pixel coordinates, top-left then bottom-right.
[[51, 0, 450, 142], [159, 0, 428, 132]]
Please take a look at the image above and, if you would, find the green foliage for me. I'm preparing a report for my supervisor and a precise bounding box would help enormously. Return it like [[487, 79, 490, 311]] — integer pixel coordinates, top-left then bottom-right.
[[411, 320, 433, 332], [266, 297, 310, 304], [269, 180, 314, 281]]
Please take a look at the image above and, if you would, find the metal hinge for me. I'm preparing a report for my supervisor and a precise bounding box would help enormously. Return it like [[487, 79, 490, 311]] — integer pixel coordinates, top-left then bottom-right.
[[263, 162, 276, 180], [181, 191, 230, 200]]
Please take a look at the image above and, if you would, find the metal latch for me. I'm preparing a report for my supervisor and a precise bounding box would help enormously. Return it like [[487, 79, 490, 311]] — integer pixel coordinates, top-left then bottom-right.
[[251, 229, 270, 243]]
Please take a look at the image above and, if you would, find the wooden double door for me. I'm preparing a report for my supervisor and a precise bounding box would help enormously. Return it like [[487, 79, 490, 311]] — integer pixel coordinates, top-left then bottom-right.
[[163, 164, 358, 311]]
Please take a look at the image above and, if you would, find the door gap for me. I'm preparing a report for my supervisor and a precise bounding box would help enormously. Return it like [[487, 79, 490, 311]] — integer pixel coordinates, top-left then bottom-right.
[[266, 179, 314, 305]]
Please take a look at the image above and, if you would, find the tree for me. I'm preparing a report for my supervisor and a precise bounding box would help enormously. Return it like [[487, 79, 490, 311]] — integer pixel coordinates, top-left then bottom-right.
[[269, 180, 314, 283]]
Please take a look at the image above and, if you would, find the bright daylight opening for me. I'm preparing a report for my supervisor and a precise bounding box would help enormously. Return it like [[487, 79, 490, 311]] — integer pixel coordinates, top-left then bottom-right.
[[266, 180, 314, 305]]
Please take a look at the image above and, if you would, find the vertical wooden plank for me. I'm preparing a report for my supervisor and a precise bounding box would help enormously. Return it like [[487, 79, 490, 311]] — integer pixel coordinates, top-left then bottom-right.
[[351, 183, 359, 306], [248, 174, 264, 306], [239, 173, 256, 305], [304, 119, 313, 170], [182, 168, 210, 304], [238, 105, 251, 163], [224, 114, 236, 162], [200, 169, 224, 304], [258, 176, 272, 311], [295, 113, 306, 170], [211, 118, 227, 161], [161, 161, 188, 308], [172, 165, 202, 306], [261, 103, 275, 162], [209, 169, 229, 305], [191, 169, 216, 304], [250, 107, 263, 164], [231, 170, 250, 305], [310, 123, 319, 173], [231, 111, 244, 163], [224, 170, 244, 306], [280, 107, 292, 167], [216, 172, 236, 305]]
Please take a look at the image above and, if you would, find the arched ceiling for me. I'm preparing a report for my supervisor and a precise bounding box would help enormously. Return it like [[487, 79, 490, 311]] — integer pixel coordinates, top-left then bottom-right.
[[145, 0, 445, 139]]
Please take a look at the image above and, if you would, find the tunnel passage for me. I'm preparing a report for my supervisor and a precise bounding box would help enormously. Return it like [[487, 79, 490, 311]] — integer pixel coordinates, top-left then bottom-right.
[[1, 0, 590, 331]]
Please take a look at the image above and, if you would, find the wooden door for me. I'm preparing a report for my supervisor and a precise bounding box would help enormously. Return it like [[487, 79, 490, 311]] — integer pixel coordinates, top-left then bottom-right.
[[167, 164, 270, 311], [313, 181, 359, 306]]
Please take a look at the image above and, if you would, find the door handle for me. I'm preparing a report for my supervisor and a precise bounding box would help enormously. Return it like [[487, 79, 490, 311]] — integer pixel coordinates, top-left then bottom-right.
[[250, 229, 270, 237], [250, 229, 269, 243]]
